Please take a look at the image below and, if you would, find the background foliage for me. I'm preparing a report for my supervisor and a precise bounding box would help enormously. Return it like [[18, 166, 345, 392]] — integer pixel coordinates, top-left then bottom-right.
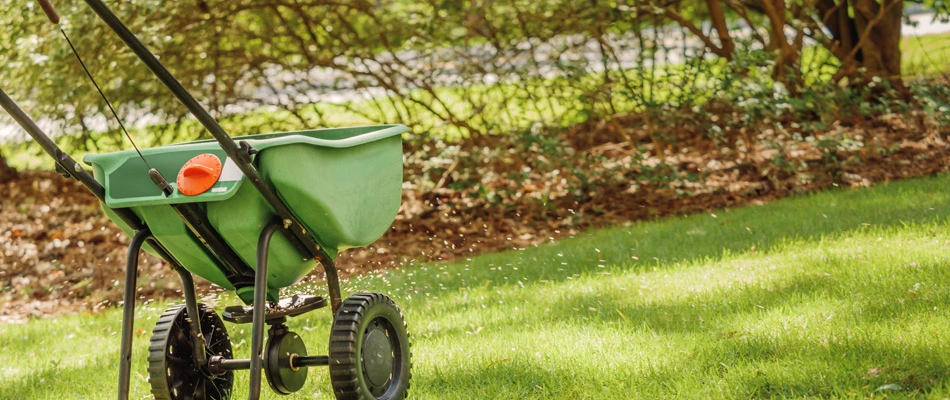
[[1, 0, 947, 153]]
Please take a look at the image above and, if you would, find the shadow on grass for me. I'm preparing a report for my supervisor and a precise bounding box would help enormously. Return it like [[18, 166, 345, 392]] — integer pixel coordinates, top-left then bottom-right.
[[419, 246, 950, 341], [0, 356, 139, 400], [417, 357, 611, 399], [700, 335, 950, 398], [415, 336, 950, 399], [419, 264, 950, 398]]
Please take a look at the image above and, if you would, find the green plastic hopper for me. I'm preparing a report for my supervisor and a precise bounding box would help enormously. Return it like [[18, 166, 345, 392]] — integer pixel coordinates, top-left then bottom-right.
[[83, 125, 406, 302]]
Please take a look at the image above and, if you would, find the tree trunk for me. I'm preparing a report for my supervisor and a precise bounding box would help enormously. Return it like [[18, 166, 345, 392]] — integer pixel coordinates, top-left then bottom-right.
[[706, 0, 735, 58], [819, 0, 905, 91], [0, 149, 17, 183], [759, 0, 804, 94], [852, 0, 904, 88]]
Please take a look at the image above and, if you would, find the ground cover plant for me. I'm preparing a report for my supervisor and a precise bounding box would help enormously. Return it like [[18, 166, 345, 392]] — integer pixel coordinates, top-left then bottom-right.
[[4, 173, 950, 398]]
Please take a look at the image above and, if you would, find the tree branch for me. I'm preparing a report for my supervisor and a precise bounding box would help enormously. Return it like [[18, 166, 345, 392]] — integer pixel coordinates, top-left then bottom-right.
[[662, 8, 729, 58]]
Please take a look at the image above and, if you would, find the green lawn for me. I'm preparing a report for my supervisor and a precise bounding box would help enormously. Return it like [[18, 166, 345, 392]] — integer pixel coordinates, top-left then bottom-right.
[[903, 32, 950, 77], [4, 173, 950, 398]]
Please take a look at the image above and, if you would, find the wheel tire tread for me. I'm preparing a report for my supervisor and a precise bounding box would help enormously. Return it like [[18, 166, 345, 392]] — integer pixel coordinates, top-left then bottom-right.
[[328, 293, 411, 400]]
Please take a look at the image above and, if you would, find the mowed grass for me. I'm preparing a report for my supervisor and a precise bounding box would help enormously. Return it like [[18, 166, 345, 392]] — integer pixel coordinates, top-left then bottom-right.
[[903, 32, 950, 77], [5, 174, 950, 398]]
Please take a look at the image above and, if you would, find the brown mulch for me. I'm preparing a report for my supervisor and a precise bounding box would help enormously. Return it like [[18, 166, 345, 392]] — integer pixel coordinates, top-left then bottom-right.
[[2, 111, 949, 323]]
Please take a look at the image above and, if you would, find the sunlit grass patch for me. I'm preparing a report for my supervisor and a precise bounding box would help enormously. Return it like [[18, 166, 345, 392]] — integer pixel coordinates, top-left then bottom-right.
[[903, 32, 950, 77]]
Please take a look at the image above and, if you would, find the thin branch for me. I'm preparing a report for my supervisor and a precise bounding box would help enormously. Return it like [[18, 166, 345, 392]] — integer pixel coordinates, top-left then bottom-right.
[[661, 8, 730, 58]]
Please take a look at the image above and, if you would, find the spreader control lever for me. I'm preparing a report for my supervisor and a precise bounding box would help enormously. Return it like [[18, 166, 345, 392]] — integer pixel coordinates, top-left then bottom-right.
[[177, 153, 223, 196], [37, 0, 61, 24]]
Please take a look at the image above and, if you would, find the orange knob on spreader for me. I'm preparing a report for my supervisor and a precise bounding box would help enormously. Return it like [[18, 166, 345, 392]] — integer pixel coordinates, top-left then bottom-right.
[[176, 153, 222, 196]]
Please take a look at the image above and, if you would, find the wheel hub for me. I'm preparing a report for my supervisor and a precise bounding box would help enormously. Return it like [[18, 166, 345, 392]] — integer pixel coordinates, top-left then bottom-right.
[[265, 329, 309, 394], [328, 293, 411, 400], [362, 321, 395, 388]]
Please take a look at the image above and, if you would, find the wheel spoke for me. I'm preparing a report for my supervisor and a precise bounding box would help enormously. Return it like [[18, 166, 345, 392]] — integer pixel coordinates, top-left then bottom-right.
[[192, 378, 204, 399], [173, 330, 190, 349], [208, 378, 227, 399], [205, 324, 215, 346], [164, 353, 190, 366], [209, 336, 230, 350]]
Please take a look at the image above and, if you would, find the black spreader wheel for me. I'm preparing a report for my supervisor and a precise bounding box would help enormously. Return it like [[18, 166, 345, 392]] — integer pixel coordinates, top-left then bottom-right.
[[148, 304, 233, 400], [328, 293, 411, 400]]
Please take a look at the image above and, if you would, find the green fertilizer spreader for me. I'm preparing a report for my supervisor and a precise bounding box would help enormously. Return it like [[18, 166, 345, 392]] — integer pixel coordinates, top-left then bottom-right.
[[86, 126, 405, 303], [1, 1, 412, 399]]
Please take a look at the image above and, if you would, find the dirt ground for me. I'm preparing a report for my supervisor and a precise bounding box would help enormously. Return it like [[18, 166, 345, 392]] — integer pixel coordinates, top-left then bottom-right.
[[2, 111, 949, 323]]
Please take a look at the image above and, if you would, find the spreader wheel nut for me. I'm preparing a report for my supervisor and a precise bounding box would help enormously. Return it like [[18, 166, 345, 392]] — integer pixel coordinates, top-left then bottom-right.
[[328, 293, 411, 400]]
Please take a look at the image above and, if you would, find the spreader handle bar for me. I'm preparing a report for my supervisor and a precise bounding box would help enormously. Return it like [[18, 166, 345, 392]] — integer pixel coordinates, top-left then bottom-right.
[[37, 0, 60, 24], [0, 89, 103, 199], [0, 88, 185, 271]]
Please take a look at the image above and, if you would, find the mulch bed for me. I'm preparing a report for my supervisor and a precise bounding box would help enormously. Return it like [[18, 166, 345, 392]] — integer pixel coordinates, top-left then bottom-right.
[[2, 111, 948, 323]]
